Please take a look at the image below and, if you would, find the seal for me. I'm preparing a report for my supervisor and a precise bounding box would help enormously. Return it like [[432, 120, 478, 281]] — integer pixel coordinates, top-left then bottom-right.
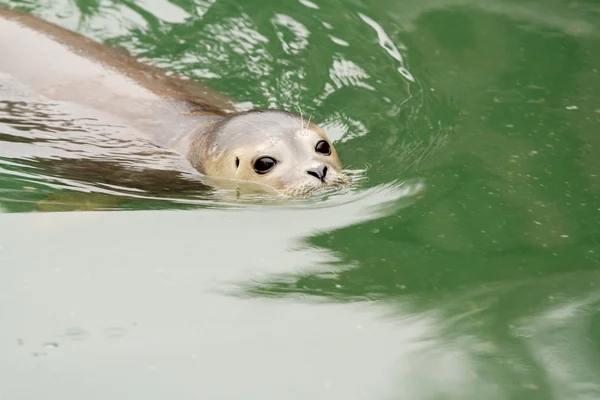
[[0, 6, 347, 197]]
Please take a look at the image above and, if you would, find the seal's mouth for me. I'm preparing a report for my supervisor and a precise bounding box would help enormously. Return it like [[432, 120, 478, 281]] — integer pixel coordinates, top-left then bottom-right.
[[283, 167, 368, 198], [279, 172, 350, 198], [203, 168, 361, 199]]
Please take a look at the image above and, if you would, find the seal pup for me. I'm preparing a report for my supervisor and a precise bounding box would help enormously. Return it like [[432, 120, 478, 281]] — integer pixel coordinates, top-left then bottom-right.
[[0, 6, 347, 197]]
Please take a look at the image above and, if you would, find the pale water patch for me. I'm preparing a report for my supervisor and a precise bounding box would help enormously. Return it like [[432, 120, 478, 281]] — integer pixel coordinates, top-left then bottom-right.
[[195, 0, 216, 19], [318, 111, 369, 143], [329, 35, 349, 47], [272, 13, 310, 55], [299, 0, 319, 10], [135, 0, 191, 24], [314, 56, 376, 106]]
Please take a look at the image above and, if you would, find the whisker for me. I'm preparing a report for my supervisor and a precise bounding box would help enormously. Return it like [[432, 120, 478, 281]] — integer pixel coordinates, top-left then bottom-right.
[[296, 104, 305, 131]]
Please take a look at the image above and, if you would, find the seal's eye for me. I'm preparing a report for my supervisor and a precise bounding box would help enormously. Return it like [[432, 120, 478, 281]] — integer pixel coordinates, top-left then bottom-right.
[[235, 157, 240, 169], [315, 140, 331, 155], [253, 157, 276, 174]]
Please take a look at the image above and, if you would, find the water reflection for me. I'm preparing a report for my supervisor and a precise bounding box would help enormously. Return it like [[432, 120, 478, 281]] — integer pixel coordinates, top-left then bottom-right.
[[232, 267, 600, 398], [407, 272, 600, 400], [214, 2, 600, 398]]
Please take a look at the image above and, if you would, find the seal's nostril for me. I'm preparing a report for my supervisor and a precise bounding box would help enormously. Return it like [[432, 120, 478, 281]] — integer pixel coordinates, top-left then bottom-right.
[[307, 170, 320, 180], [307, 165, 328, 182]]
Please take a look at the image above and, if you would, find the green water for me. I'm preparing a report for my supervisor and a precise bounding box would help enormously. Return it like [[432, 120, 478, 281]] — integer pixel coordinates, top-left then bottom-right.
[[1, 0, 600, 398]]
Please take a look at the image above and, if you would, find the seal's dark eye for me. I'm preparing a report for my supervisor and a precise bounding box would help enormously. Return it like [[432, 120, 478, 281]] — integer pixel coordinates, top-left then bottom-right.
[[253, 157, 276, 174], [235, 157, 240, 169], [315, 140, 331, 155]]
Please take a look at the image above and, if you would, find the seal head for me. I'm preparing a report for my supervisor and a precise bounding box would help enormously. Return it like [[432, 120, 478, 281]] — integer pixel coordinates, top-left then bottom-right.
[[187, 110, 347, 197]]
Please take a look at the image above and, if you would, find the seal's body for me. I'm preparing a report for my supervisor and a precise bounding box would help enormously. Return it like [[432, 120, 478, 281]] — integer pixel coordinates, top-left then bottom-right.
[[0, 7, 346, 196]]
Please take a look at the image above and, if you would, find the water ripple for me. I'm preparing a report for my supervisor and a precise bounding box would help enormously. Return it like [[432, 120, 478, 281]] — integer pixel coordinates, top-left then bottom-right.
[[0, 1, 448, 213]]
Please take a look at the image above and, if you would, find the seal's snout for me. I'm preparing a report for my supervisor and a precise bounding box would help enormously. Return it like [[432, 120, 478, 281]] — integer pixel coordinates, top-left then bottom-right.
[[306, 165, 328, 182]]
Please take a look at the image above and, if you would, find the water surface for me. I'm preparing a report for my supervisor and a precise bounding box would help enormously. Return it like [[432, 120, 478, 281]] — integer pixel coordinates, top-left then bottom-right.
[[1, 0, 600, 399]]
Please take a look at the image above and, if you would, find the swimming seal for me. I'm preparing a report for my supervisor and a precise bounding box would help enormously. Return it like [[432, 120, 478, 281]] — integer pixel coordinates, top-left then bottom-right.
[[0, 6, 347, 197]]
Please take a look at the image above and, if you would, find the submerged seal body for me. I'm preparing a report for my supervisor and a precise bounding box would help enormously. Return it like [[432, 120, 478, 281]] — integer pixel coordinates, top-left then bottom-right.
[[0, 7, 346, 197]]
